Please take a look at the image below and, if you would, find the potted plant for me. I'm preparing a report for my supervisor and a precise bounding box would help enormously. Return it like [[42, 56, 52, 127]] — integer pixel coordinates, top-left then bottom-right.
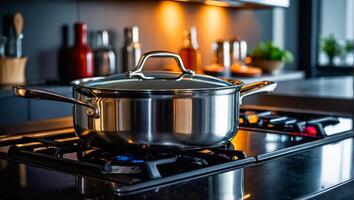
[[321, 35, 343, 65], [248, 41, 293, 74]]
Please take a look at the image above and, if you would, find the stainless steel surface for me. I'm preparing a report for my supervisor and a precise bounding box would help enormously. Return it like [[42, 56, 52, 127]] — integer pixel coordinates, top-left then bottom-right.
[[122, 26, 141, 72], [129, 51, 195, 79], [239, 81, 277, 103], [230, 39, 247, 64], [72, 87, 239, 148], [13, 80, 275, 149], [13, 51, 276, 149], [13, 86, 99, 118], [94, 30, 116, 76], [213, 41, 231, 75], [209, 169, 244, 200]]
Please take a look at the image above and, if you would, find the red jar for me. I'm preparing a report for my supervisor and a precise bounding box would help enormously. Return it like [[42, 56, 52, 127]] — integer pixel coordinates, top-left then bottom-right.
[[68, 22, 94, 80]]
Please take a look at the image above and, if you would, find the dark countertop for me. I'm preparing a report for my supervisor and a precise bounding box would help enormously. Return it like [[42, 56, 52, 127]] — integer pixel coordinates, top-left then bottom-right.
[[114, 136, 354, 200], [246, 76, 353, 115], [271, 76, 352, 100], [228, 70, 305, 84], [0, 115, 353, 199]]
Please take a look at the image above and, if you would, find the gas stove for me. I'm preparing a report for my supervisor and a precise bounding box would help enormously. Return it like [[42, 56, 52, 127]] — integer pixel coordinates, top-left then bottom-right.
[[0, 106, 352, 198], [239, 106, 352, 138]]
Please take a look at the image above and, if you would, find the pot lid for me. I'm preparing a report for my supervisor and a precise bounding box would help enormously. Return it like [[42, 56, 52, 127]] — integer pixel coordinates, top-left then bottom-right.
[[76, 71, 235, 91], [72, 51, 242, 93]]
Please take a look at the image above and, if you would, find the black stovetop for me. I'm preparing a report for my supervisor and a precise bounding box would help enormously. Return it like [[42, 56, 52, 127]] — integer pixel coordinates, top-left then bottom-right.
[[0, 106, 353, 199]]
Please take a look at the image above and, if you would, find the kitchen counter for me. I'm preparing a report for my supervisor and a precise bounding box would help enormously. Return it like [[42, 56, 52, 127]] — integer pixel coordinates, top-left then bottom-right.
[[226, 70, 305, 84], [269, 76, 352, 99], [246, 76, 353, 115], [0, 116, 354, 199]]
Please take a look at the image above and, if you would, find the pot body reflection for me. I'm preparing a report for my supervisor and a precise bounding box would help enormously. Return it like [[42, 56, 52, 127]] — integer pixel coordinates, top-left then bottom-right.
[[73, 88, 239, 149], [208, 169, 244, 200]]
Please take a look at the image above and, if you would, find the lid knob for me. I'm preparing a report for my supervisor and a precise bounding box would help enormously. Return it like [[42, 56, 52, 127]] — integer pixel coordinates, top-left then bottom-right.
[[129, 51, 195, 80]]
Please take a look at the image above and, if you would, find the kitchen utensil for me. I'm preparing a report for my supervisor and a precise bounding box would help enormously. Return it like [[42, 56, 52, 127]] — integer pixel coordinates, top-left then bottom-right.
[[13, 51, 276, 150], [13, 12, 23, 58], [212, 41, 231, 76], [94, 30, 116, 76], [230, 39, 247, 63], [122, 26, 141, 72]]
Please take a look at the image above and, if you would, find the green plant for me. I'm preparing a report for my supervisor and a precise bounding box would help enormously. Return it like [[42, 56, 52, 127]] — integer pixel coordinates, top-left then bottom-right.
[[249, 41, 293, 63], [345, 40, 354, 53], [321, 35, 343, 58]]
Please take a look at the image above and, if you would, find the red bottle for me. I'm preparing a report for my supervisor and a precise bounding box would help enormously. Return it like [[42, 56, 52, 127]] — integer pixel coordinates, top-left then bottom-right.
[[68, 22, 94, 80]]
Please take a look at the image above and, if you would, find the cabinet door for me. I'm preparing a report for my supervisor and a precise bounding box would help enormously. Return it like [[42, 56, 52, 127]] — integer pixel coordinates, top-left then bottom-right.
[[0, 97, 28, 125]]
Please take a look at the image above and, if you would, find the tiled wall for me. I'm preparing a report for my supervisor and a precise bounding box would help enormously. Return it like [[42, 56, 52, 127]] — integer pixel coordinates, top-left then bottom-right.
[[1, 0, 277, 82]]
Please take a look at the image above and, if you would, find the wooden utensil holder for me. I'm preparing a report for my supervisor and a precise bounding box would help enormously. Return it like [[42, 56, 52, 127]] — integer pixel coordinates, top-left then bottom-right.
[[0, 57, 27, 85]]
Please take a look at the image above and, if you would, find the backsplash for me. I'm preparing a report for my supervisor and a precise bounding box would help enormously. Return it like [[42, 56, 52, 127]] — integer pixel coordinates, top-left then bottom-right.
[[0, 0, 279, 83]]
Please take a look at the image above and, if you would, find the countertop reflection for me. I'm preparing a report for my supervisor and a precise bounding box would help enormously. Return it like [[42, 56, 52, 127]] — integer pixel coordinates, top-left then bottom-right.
[[244, 137, 354, 199], [123, 136, 354, 199]]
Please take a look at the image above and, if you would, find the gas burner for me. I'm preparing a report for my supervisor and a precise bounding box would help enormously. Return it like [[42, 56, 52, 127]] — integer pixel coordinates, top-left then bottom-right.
[[8, 136, 247, 180], [239, 109, 347, 138]]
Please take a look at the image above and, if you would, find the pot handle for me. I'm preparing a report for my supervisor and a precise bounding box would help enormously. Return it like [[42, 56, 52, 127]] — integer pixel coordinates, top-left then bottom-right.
[[129, 51, 195, 80], [239, 81, 277, 104], [13, 86, 100, 118]]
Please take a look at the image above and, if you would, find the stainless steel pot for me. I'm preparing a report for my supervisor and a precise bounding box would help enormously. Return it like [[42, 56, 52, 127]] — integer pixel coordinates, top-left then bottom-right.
[[14, 51, 276, 150]]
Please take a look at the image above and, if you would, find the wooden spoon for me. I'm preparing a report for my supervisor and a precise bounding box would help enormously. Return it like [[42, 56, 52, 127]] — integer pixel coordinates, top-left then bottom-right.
[[13, 12, 24, 37]]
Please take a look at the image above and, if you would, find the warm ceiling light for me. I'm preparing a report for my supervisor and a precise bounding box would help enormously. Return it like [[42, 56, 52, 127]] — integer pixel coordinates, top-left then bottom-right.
[[204, 0, 230, 7]]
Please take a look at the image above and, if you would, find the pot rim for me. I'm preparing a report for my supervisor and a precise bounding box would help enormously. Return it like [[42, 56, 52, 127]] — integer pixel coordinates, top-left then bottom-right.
[[71, 76, 244, 97]]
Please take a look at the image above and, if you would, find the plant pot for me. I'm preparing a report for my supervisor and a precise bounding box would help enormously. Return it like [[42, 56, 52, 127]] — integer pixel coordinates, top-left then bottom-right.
[[250, 59, 284, 74]]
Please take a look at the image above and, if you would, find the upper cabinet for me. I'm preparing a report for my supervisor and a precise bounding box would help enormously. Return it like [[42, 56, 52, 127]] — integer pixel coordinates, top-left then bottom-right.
[[172, 0, 290, 8]]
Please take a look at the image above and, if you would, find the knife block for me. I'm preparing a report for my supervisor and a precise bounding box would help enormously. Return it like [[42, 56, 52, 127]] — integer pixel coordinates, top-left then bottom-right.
[[0, 57, 27, 85]]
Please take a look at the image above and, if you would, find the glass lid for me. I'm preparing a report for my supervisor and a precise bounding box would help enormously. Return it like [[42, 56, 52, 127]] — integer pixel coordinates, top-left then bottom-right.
[[73, 51, 241, 92], [77, 71, 234, 91]]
